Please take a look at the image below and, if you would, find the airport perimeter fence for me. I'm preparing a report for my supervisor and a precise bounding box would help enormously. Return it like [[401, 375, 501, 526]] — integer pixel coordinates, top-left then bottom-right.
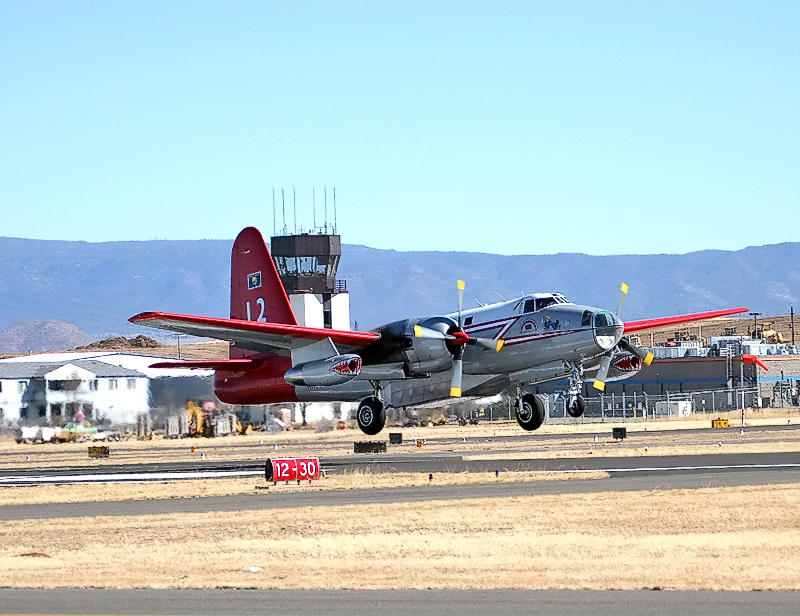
[[546, 386, 768, 424]]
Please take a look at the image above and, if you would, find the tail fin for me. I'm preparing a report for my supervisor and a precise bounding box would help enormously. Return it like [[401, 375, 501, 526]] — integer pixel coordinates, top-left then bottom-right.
[[230, 227, 296, 326]]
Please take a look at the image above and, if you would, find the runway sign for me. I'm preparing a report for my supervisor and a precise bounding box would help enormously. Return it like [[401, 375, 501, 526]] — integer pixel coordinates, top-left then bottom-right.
[[265, 457, 320, 483], [712, 418, 730, 428]]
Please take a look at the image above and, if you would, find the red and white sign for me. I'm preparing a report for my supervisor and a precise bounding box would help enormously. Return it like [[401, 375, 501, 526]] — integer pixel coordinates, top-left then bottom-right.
[[266, 457, 320, 482]]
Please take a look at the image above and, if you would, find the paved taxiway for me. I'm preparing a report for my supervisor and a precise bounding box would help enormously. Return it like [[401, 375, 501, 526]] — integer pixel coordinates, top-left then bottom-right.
[[0, 588, 798, 616]]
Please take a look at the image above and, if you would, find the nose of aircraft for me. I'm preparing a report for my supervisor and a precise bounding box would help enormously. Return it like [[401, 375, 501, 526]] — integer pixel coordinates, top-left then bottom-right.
[[593, 310, 623, 350]]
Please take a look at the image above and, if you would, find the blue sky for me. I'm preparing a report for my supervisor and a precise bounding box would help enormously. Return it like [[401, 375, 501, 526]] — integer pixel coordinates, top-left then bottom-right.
[[0, 2, 797, 255]]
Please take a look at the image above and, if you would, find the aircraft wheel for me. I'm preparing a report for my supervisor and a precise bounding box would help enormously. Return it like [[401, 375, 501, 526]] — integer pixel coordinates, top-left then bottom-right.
[[515, 394, 545, 431], [357, 397, 385, 435], [567, 395, 585, 418]]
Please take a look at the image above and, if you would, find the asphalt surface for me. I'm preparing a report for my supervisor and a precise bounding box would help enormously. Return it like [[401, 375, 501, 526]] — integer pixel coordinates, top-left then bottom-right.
[[3, 446, 800, 481], [0, 588, 798, 616]]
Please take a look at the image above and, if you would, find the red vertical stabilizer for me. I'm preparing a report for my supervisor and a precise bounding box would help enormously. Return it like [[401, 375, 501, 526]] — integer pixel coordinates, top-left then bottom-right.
[[228, 227, 296, 363], [216, 227, 297, 402]]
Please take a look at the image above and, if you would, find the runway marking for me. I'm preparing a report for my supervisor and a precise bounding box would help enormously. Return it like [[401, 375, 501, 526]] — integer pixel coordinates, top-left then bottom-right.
[[3, 462, 800, 487], [551, 463, 800, 474], [0, 470, 263, 485]]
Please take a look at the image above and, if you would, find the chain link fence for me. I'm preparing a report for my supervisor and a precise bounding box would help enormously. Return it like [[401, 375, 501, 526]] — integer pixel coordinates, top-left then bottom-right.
[[546, 386, 768, 424]]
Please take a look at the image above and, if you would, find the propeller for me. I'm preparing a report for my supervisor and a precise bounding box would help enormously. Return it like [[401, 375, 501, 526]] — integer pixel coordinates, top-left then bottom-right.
[[592, 282, 653, 392], [413, 280, 505, 398]]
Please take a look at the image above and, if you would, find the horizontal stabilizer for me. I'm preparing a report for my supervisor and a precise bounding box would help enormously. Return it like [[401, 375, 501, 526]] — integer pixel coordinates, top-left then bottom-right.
[[624, 307, 748, 333]]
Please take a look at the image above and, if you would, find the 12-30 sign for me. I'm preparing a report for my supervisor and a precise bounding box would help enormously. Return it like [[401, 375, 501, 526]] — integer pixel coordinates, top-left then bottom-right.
[[265, 457, 320, 482]]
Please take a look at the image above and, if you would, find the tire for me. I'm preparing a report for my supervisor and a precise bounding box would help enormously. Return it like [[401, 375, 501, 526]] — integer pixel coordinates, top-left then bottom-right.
[[515, 394, 545, 431], [567, 395, 585, 418], [356, 397, 386, 436]]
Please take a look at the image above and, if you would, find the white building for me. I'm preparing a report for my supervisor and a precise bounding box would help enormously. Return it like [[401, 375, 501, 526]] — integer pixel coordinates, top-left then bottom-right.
[[0, 352, 215, 427], [0, 359, 148, 426]]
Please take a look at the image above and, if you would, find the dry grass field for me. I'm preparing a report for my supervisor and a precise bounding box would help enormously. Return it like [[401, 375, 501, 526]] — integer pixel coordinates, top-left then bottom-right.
[[1, 483, 799, 590], [3, 405, 800, 591]]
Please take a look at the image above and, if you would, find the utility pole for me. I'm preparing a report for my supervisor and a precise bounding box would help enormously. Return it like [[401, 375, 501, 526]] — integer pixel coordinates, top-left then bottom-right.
[[791, 306, 795, 345], [749, 312, 761, 339], [740, 358, 745, 425]]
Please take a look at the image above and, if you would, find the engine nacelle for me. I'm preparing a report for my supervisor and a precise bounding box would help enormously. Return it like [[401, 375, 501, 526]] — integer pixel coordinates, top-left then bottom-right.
[[403, 316, 459, 374], [605, 352, 644, 382], [284, 354, 362, 387]]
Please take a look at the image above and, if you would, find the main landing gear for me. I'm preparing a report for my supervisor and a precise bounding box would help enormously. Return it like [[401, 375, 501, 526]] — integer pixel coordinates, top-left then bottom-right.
[[515, 393, 545, 431], [356, 396, 385, 435]]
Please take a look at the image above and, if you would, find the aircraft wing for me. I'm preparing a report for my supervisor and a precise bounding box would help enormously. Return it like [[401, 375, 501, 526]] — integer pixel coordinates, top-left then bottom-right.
[[129, 311, 380, 356], [623, 307, 749, 333]]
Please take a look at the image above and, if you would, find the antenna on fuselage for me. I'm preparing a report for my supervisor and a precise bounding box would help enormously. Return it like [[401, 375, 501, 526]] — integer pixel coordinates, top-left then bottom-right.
[[494, 291, 507, 302], [475, 299, 487, 307]]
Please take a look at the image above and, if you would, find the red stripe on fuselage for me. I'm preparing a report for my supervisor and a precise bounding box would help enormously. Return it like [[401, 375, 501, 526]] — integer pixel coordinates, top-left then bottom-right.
[[502, 329, 575, 347]]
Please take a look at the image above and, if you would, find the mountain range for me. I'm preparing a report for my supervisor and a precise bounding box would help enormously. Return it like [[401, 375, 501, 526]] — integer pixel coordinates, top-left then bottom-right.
[[1, 236, 798, 350]]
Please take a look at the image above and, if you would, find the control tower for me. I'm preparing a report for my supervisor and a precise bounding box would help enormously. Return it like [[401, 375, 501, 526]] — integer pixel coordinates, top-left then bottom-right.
[[270, 233, 350, 330]]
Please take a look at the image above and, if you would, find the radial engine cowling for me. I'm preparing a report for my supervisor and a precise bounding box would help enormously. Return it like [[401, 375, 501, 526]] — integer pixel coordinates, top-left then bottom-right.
[[284, 354, 362, 387], [403, 316, 460, 374]]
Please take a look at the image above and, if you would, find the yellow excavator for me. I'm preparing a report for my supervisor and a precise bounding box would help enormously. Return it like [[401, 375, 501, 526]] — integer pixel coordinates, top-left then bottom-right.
[[187, 401, 208, 437]]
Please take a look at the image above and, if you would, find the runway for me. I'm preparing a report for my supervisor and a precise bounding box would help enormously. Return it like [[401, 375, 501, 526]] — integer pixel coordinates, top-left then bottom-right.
[[0, 588, 797, 616], [1, 449, 799, 484]]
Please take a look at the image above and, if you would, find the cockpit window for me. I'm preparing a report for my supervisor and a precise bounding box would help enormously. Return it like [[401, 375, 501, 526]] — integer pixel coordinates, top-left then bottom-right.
[[581, 310, 592, 327], [523, 299, 535, 313], [535, 297, 556, 311]]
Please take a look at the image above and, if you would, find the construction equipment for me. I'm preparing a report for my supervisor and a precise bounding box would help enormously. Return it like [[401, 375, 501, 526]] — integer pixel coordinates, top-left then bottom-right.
[[187, 400, 207, 436]]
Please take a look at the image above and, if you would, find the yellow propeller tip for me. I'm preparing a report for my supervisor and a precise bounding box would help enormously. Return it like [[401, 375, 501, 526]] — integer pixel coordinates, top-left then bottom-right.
[[644, 352, 654, 366], [496, 339, 505, 352], [414, 325, 423, 338], [620, 282, 629, 294], [593, 380, 606, 392], [449, 387, 462, 397], [457, 280, 465, 290]]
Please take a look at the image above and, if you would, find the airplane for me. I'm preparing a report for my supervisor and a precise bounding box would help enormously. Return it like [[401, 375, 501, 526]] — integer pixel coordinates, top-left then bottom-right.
[[129, 227, 748, 435]]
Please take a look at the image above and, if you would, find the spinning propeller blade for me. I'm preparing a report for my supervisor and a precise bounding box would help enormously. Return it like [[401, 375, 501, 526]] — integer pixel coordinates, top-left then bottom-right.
[[592, 353, 612, 392], [594, 282, 654, 392], [415, 280, 504, 397], [617, 282, 629, 318]]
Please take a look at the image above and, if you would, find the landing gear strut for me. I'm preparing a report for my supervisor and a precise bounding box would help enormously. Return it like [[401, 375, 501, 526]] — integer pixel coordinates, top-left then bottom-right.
[[357, 396, 385, 435], [566, 366, 585, 418]]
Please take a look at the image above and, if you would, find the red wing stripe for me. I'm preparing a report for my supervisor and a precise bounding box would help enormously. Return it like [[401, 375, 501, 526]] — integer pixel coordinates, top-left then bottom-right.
[[623, 307, 749, 333], [129, 311, 380, 346]]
